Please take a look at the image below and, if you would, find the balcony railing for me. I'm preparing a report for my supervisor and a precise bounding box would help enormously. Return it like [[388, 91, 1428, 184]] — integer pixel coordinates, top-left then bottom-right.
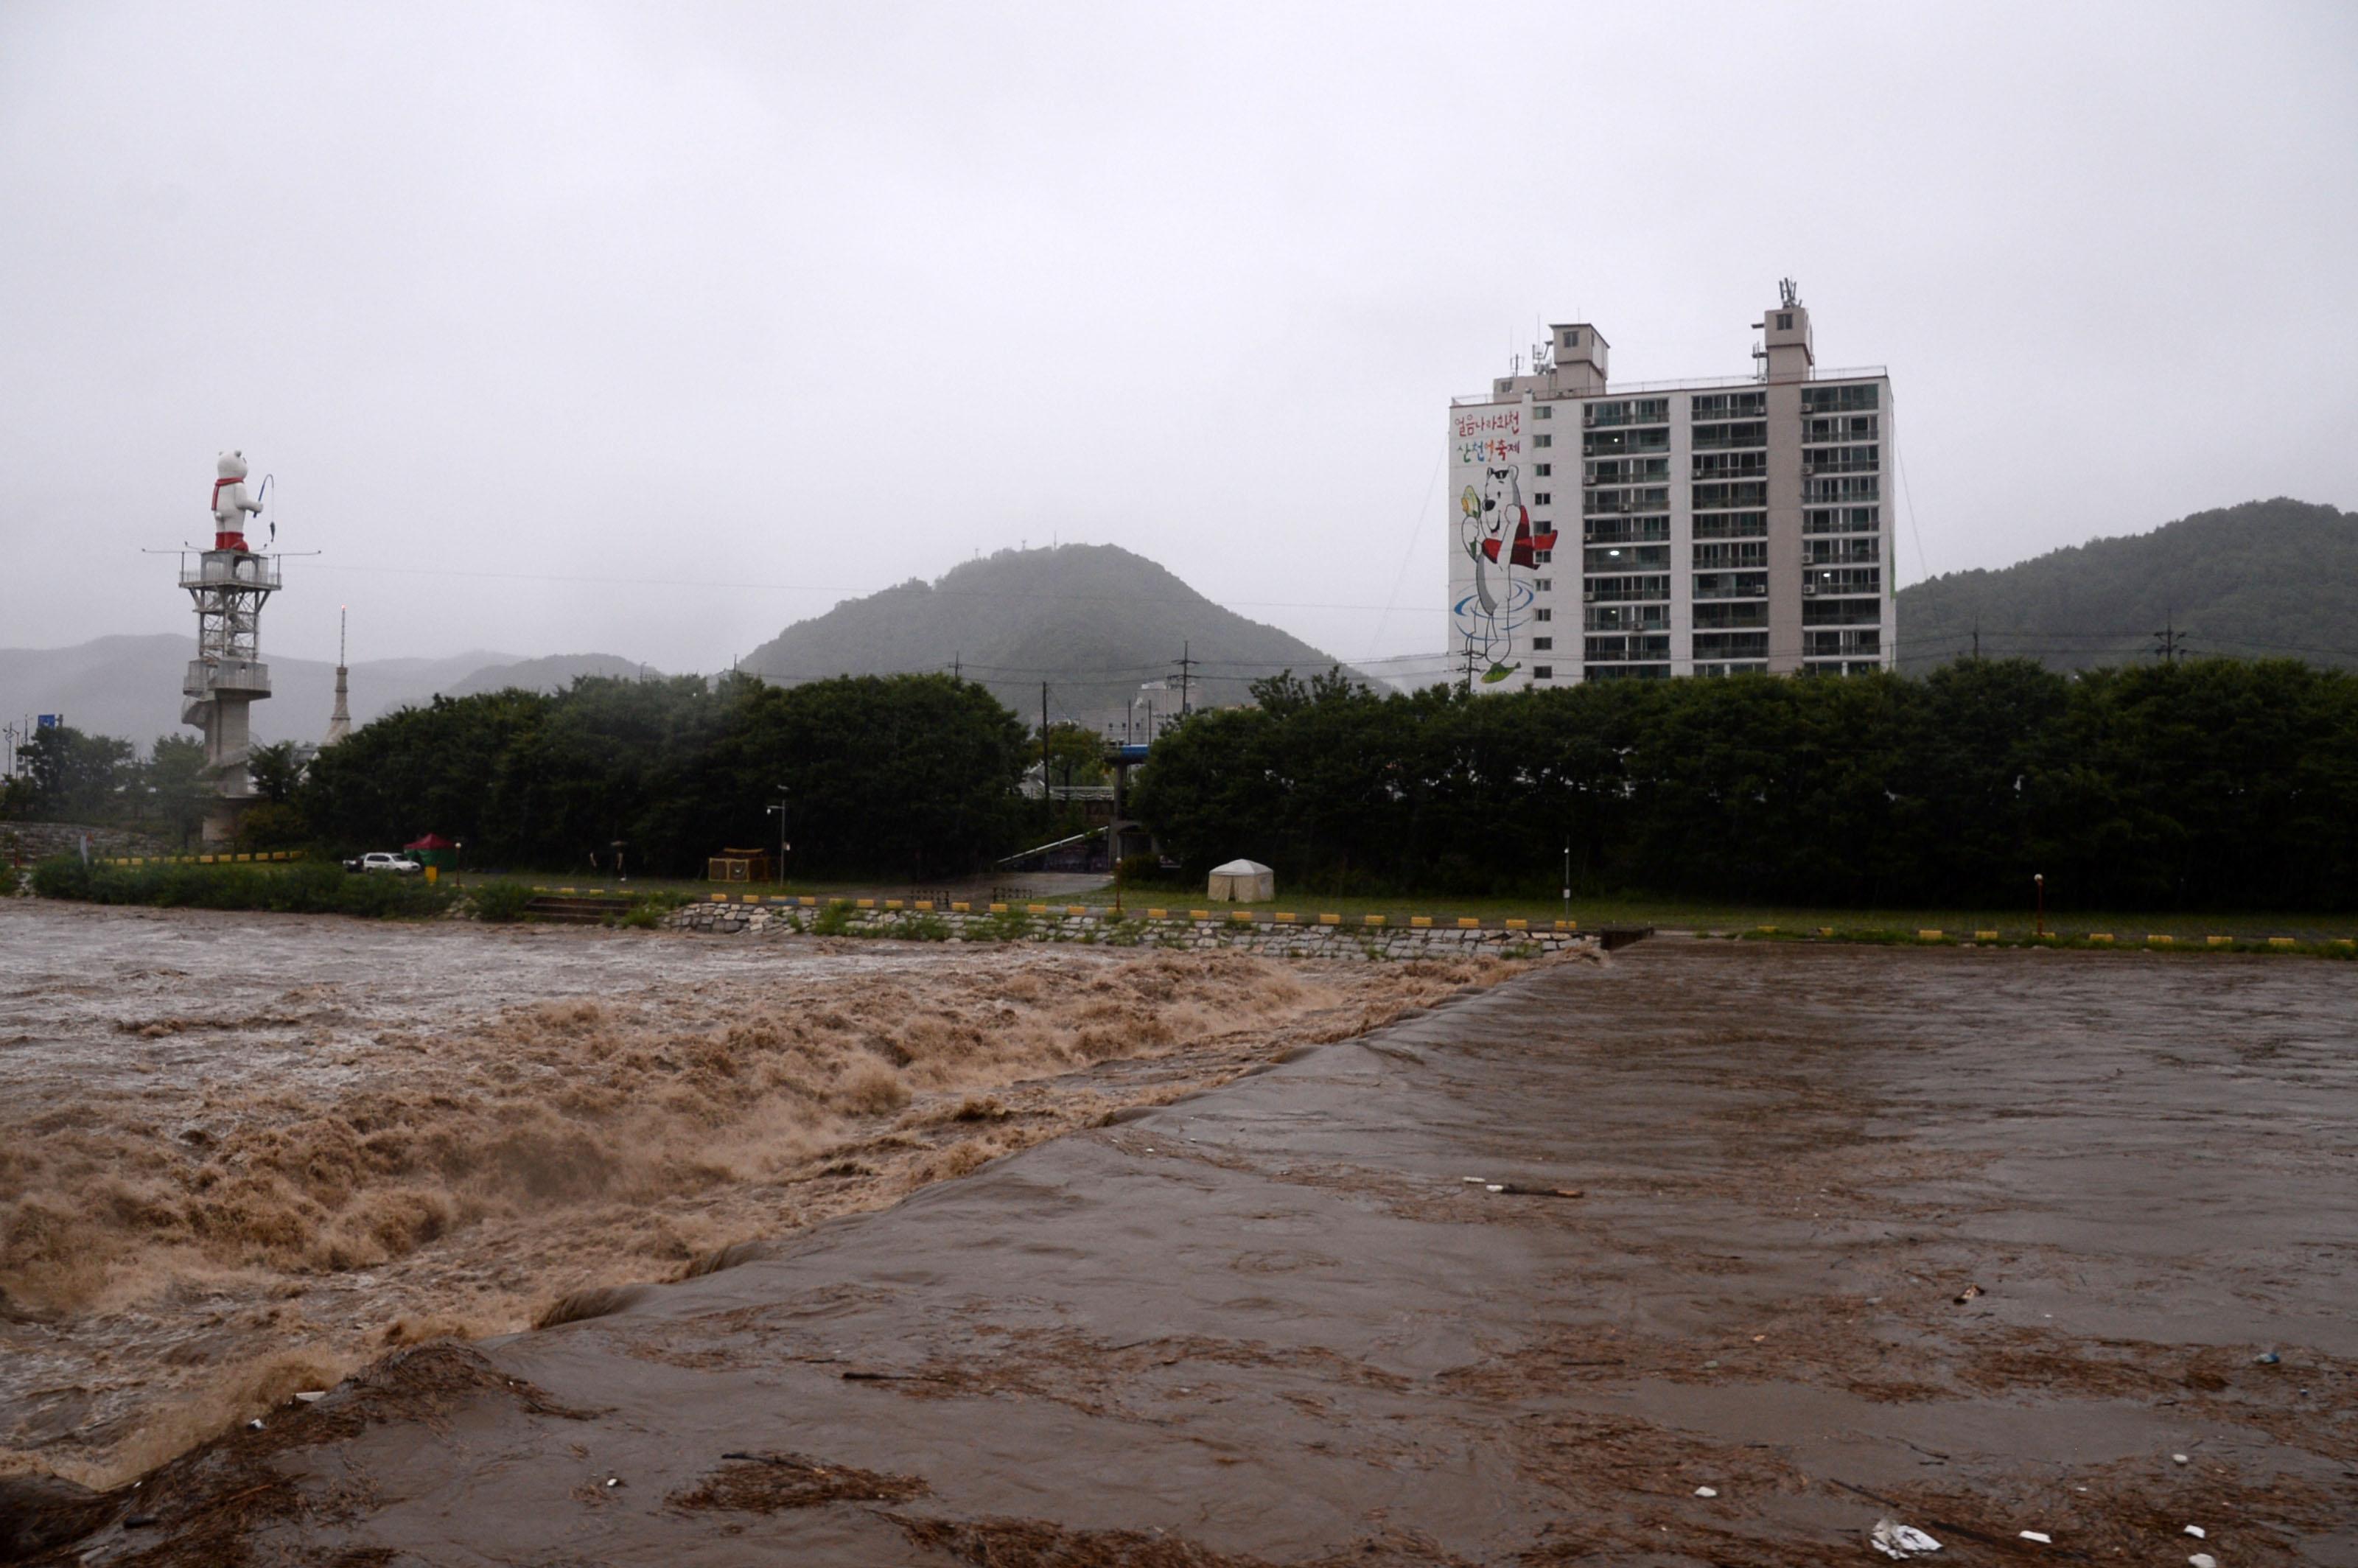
[[179, 556, 282, 592]]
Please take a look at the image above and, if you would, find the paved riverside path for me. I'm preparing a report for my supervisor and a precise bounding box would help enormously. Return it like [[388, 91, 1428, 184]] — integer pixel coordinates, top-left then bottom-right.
[[68, 942, 2358, 1565]]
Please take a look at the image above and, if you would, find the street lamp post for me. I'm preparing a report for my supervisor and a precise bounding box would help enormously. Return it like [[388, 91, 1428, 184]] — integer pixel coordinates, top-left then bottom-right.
[[2034, 872, 2046, 939], [766, 785, 790, 886]]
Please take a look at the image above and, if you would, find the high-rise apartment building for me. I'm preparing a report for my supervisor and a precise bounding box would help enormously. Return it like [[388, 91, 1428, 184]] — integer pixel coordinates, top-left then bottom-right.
[[1447, 286, 1892, 686]]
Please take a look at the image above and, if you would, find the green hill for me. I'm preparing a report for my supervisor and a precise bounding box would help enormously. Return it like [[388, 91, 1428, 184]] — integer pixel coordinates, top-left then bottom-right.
[[1896, 498, 2358, 671], [741, 544, 1357, 729]]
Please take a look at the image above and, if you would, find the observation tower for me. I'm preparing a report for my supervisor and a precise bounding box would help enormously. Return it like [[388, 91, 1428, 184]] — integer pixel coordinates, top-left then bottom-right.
[[181, 450, 279, 844]]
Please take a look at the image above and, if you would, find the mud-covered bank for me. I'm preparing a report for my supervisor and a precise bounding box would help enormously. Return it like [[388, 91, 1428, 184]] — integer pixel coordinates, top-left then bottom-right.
[[0, 900, 1547, 1488]]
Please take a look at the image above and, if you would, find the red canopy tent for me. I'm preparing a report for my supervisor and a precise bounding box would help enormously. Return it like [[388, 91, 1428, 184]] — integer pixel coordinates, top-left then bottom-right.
[[402, 833, 457, 869]]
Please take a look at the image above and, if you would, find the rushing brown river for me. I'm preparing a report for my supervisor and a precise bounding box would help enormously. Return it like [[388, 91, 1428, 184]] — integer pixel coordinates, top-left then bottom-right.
[[4, 905, 2354, 1564]]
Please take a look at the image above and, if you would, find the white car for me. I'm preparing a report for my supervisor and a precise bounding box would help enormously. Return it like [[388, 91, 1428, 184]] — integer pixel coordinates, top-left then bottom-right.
[[345, 852, 423, 875]]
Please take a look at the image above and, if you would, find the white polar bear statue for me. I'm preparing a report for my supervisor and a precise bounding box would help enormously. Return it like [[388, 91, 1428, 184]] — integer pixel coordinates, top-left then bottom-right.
[[211, 450, 263, 550]]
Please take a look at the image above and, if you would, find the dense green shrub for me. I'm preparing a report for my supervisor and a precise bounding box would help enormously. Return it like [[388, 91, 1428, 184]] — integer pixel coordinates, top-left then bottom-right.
[[468, 881, 537, 923], [32, 855, 458, 917]]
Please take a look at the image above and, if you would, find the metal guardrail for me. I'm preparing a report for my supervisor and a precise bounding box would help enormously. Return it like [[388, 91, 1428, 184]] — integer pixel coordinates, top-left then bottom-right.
[[179, 559, 282, 592]]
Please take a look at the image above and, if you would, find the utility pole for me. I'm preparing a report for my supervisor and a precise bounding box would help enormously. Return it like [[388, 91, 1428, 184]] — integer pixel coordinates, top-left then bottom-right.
[[1173, 641, 1197, 716], [1562, 840, 1571, 926], [1041, 682, 1052, 794], [2152, 617, 2185, 665], [951, 651, 961, 681], [1970, 621, 1980, 661], [1461, 643, 1480, 687]]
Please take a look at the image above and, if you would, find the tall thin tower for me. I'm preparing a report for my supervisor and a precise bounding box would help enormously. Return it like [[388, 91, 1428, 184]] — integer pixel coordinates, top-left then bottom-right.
[[323, 606, 351, 746], [180, 450, 278, 844]]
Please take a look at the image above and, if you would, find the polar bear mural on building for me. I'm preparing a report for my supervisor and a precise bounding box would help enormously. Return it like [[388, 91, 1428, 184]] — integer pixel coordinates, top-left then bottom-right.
[[1453, 463, 1558, 684]]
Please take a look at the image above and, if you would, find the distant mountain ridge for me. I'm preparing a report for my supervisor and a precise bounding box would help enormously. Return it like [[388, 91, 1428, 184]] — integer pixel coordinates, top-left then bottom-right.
[[1897, 499, 2358, 672], [0, 637, 651, 752], [743, 544, 1362, 726]]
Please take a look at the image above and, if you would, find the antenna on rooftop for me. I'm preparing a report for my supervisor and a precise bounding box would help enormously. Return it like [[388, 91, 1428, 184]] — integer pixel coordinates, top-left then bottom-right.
[[1779, 277, 1801, 309]]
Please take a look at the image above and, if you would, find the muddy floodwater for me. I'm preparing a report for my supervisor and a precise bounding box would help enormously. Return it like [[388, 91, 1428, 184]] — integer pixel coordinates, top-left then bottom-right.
[[6, 909, 2357, 1566], [0, 900, 1519, 1494]]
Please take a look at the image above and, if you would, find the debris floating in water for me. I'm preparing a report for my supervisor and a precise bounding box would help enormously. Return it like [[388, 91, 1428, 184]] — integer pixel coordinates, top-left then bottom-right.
[[1869, 1517, 1942, 1558], [1953, 1284, 1983, 1303], [2019, 1530, 2052, 1544], [1693, 1485, 1718, 1497]]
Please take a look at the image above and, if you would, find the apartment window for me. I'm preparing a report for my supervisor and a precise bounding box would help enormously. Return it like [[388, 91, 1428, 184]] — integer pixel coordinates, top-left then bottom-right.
[[1532, 491, 1553, 505], [1583, 516, 1670, 545], [1804, 505, 1881, 534], [1805, 628, 1881, 658], [1584, 634, 1671, 662], [1693, 451, 1767, 479], [1533, 665, 1553, 680], [1532, 637, 1553, 651], [1805, 414, 1879, 444], [1693, 601, 1767, 629], [1533, 607, 1552, 622], [1802, 382, 1881, 413], [1693, 570, 1768, 600], [1803, 567, 1883, 595], [1586, 603, 1668, 632], [1584, 427, 1670, 457], [1534, 549, 1552, 564], [1803, 475, 1881, 504], [1584, 544, 1669, 573], [1534, 463, 1552, 477], [1585, 574, 1672, 603], [1803, 536, 1881, 566], [1693, 631, 1771, 661], [1584, 486, 1671, 516], [1690, 391, 1767, 420], [1535, 404, 1553, 419], [1584, 398, 1668, 429], [1803, 598, 1882, 626], [1562, 329, 1581, 346], [1693, 511, 1767, 540], [1533, 578, 1553, 592], [1777, 312, 1794, 330], [1802, 444, 1879, 475], [1692, 421, 1768, 451], [1534, 433, 1553, 448], [1693, 540, 1767, 570], [1692, 480, 1768, 510]]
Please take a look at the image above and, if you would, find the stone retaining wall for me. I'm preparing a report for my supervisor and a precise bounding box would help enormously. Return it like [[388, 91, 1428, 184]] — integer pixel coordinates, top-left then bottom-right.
[[3, 822, 175, 864], [665, 900, 1587, 960]]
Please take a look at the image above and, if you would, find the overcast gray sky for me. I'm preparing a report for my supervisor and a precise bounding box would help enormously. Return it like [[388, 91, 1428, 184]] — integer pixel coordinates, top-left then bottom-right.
[[3, 1, 2353, 678]]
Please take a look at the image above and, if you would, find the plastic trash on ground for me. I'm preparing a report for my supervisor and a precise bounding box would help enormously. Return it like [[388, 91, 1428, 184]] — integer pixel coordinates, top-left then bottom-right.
[[1869, 1517, 1942, 1558]]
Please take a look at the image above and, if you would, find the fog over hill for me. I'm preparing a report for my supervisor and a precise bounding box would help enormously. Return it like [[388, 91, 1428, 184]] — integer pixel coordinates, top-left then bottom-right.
[[1896, 499, 2358, 672], [0, 638, 649, 752], [744, 544, 1365, 729]]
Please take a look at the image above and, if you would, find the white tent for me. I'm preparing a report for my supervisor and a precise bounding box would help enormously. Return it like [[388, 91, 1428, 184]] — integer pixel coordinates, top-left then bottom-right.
[[1206, 858, 1274, 903]]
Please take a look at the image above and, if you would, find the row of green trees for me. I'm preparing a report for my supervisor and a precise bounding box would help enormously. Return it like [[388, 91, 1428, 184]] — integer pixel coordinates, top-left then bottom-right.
[[1128, 659, 2358, 911], [300, 671, 1037, 878]]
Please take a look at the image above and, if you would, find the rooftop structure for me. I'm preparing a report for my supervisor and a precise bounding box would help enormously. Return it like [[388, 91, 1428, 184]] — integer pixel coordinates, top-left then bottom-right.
[[1449, 285, 1893, 686]]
